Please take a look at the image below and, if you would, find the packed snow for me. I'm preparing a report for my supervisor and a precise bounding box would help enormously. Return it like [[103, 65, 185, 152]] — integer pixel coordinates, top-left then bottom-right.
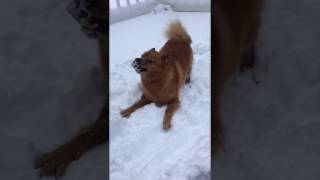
[[109, 12, 211, 180]]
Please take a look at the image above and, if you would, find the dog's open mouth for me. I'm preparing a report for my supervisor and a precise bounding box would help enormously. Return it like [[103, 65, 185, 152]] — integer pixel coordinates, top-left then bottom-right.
[[131, 60, 146, 73]]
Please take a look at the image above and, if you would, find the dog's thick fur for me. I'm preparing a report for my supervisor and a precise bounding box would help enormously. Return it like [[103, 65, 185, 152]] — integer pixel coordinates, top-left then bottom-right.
[[121, 20, 192, 130], [213, 0, 263, 154]]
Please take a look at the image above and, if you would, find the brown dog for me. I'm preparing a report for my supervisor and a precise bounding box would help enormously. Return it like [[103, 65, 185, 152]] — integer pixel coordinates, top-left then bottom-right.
[[213, 0, 263, 154], [121, 20, 192, 130]]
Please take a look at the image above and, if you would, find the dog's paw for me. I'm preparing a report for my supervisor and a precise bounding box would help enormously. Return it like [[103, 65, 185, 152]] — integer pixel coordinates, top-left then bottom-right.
[[120, 109, 131, 118], [185, 76, 191, 84], [34, 150, 72, 178], [163, 121, 172, 131]]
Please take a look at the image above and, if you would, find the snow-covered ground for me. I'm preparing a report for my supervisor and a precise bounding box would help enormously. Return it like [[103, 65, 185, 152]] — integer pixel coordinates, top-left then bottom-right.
[[213, 0, 320, 179], [110, 0, 146, 9], [0, 0, 105, 179], [109, 12, 211, 180]]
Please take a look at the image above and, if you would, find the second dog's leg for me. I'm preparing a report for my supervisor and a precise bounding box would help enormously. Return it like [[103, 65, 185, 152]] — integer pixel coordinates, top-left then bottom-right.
[[35, 104, 106, 178], [121, 95, 151, 118], [163, 98, 179, 130], [240, 45, 256, 72], [240, 45, 260, 84], [35, 29, 108, 178]]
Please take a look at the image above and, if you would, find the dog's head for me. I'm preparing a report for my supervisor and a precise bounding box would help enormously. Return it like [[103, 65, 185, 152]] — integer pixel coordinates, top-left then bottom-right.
[[132, 48, 162, 74]]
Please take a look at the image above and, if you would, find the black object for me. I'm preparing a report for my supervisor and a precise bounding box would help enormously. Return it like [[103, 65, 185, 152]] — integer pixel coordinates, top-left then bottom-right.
[[67, 0, 107, 39]]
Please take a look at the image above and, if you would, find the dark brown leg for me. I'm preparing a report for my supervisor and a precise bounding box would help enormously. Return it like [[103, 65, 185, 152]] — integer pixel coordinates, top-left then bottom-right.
[[185, 69, 191, 84], [34, 104, 106, 178], [185, 76, 191, 84], [163, 98, 179, 130], [35, 34, 107, 178], [213, 93, 223, 156], [240, 45, 255, 72], [240, 45, 260, 84], [121, 95, 151, 118], [98, 36, 106, 91]]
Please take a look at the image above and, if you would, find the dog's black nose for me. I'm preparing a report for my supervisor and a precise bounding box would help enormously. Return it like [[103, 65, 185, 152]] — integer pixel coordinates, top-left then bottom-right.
[[132, 58, 140, 67], [134, 58, 142, 63], [131, 58, 140, 67], [132, 58, 143, 73]]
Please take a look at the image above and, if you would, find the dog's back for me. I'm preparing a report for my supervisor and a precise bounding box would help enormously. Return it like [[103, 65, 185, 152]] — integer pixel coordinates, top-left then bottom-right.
[[160, 20, 193, 85], [213, 0, 263, 153]]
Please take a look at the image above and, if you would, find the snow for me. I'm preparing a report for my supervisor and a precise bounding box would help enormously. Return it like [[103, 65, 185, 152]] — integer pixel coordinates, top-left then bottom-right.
[[213, 0, 320, 179], [109, 12, 211, 180], [151, 4, 173, 14], [110, 0, 145, 9], [110, 0, 210, 24]]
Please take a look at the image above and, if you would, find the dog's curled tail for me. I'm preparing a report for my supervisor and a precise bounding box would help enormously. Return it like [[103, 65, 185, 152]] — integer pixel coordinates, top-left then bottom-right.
[[166, 20, 192, 44]]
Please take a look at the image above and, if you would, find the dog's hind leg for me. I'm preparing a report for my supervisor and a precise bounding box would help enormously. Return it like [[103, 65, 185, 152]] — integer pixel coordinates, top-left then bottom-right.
[[185, 68, 192, 84], [163, 98, 179, 130], [185, 75, 191, 84], [121, 95, 151, 118]]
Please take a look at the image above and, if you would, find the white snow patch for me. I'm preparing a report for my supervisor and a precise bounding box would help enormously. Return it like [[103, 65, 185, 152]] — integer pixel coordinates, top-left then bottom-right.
[[150, 4, 173, 14]]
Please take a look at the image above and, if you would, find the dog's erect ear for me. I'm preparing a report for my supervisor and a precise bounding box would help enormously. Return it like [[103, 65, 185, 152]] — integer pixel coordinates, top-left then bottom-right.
[[150, 48, 156, 52]]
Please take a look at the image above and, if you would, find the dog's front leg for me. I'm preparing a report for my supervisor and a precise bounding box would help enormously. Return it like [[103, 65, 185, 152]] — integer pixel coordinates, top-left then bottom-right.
[[163, 98, 179, 130], [121, 95, 151, 118]]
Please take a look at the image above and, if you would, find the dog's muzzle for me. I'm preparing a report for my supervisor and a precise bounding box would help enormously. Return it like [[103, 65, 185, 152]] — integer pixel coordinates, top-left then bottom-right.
[[131, 58, 145, 73]]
